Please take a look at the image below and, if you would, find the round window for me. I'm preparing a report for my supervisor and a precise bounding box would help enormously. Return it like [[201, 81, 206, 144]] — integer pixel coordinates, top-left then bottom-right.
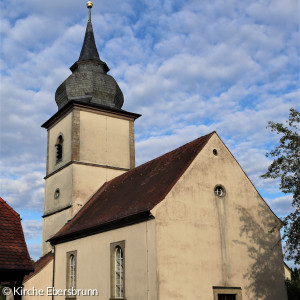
[[54, 188, 60, 199], [213, 149, 218, 156], [214, 186, 225, 197]]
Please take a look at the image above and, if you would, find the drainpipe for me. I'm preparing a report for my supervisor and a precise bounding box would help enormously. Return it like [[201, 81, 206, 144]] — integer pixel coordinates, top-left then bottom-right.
[[52, 245, 56, 300]]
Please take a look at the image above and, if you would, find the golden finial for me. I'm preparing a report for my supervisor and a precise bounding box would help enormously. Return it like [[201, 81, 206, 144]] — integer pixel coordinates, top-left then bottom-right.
[[87, 1, 93, 22], [87, 1, 93, 8]]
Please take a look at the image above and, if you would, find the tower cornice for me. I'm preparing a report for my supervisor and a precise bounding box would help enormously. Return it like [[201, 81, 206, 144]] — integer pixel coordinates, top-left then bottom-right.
[[42, 100, 141, 130]]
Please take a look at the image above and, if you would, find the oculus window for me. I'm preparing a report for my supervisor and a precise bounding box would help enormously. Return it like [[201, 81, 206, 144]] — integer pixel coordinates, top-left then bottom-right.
[[214, 185, 226, 197]]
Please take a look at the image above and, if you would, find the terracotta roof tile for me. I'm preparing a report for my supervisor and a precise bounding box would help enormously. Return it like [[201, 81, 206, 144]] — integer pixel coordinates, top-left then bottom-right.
[[23, 251, 53, 283], [0, 197, 33, 271], [51, 132, 214, 243]]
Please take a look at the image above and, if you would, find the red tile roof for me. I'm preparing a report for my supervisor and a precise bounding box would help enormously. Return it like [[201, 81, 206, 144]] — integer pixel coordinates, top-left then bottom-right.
[[0, 197, 33, 271], [51, 132, 214, 243], [24, 251, 53, 283]]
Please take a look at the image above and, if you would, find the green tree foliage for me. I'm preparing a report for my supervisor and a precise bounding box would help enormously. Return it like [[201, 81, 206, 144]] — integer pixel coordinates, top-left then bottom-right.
[[0, 285, 5, 300], [262, 108, 300, 264], [286, 267, 300, 300]]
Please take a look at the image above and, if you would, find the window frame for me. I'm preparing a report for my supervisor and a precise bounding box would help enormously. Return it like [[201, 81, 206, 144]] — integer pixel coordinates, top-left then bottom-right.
[[214, 185, 226, 197], [110, 241, 125, 300], [55, 134, 64, 164], [66, 250, 77, 298], [213, 287, 242, 300]]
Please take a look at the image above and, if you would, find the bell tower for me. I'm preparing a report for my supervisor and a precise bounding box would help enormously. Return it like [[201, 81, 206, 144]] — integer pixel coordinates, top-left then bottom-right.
[[42, 1, 140, 254]]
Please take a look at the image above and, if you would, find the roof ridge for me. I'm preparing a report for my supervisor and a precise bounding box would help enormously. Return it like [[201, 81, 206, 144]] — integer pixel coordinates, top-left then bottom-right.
[[106, 131, 216, 183], [23, 251, 53, 283], [0, 197, 33, 272], [56, 131, 216, 230], [147, 131, 214, 208], [51, 132, 215, 242], [214, 132, 282, 223], [72, 131, 215, 217], [106, 131, 215, 219]]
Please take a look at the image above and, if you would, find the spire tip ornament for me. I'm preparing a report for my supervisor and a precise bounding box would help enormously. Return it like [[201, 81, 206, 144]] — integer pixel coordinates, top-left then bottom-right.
[[87, 1, 93, 22]]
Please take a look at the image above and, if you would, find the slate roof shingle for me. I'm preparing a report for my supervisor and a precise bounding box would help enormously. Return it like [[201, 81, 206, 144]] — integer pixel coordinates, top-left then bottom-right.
[[0, 197, 33, 271], [50, 132, 214, 243]]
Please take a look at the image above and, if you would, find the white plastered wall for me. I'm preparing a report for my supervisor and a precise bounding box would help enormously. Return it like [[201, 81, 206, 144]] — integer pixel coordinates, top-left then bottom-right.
[[47, 112, 72, 175], [23, 259, 53, 300], [53, 220, 157, 300], [151, 133, 287, 300], [71, 163, 123, 215], [43, 108, 133, 255], [44, 165, 73, 215], [79, 110, 131, 169]]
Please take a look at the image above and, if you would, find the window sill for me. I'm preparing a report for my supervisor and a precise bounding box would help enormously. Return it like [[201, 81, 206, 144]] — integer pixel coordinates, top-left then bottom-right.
[[56, 159, 62, 165]]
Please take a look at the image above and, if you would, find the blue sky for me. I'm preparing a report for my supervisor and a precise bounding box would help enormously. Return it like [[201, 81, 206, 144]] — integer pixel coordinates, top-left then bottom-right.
[[0, 0, 299, 265]]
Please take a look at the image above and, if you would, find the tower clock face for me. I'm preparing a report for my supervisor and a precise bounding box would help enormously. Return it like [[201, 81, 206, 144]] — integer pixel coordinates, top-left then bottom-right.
[[54, 188, 60, 199]]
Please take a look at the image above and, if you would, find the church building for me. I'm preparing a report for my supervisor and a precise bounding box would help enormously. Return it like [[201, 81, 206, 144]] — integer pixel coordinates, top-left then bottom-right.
[[23, 2, 288, 300]]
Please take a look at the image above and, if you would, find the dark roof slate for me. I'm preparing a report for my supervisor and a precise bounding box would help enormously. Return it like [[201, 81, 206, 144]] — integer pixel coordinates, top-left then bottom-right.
[[73, 21, 109, 73], [51, 132, 214, 243], [79, 21, 101, 62], [23, 251, 53, 283], [0, 197, 33, 271]]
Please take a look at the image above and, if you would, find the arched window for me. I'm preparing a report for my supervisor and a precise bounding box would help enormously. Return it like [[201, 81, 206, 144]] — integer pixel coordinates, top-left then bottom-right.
[[66, 251, 76, 290], [110, 241, 125, 299], [55, 135, 63, 163], [69, 254, 76, 289], [114, 246, 124, 298]]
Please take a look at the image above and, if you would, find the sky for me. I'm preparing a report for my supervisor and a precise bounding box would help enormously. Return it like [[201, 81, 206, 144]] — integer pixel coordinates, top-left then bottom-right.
[[0, 0, 299, 264]]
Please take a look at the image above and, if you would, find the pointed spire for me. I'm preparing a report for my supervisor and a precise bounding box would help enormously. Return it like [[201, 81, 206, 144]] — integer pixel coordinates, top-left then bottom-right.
[[56, 1, 124, 110], [78, 21, 101, 62], [73, 1, 109, 73]]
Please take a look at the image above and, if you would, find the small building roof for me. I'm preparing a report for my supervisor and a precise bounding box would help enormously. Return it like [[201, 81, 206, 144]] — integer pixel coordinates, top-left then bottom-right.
[[23, 251, 54, 283], [0, 197, 33, 273], [50, 132, 214, 244]]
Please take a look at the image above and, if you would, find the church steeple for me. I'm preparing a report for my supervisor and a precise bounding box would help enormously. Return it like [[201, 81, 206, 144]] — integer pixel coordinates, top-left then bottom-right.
[[42, 1, 140, 255], [55, 1, 121, 110], [76, 1, 109, 73]]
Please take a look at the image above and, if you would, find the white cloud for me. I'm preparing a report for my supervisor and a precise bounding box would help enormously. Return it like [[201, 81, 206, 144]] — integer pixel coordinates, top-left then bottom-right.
[[266, 195, 294, 216], [27, 243, 42, 261], [0, 171, 44, 211], [247, 0, 299, 27], [0, 0, 298, 226], [22, 220, 43, 240]]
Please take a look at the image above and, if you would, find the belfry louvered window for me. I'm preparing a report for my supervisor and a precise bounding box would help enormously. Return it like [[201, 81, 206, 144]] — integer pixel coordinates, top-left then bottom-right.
[[55, 135, 63, 163], [115, 246, 124, 298]]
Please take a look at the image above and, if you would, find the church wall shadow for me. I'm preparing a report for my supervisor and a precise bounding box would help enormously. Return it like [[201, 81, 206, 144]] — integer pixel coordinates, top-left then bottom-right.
[[234, 202, 288, 300]]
